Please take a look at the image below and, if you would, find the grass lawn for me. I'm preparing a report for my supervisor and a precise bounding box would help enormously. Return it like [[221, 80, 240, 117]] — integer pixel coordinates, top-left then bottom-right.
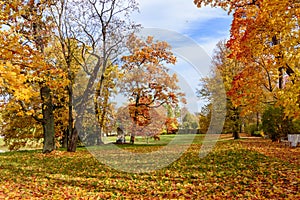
[[0, 136, 299, 199], [104, 134, 177, 145], [104, 133, 232, 145]]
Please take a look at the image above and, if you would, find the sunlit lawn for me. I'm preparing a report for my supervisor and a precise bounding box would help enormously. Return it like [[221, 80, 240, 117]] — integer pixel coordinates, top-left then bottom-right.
[[0, 136, 299, 199], [103, 134, 177, 145], [103, 133, 232, 145]]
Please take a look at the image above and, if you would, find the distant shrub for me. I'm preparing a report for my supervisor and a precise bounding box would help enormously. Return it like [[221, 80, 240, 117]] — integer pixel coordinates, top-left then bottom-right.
[[262, 106, 300, 142], [245, 123, 263, 136], [245, 124, 258, 136]]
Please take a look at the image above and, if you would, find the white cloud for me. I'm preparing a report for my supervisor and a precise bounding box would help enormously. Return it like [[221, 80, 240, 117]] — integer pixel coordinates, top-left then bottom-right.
[[130, 1, 232, 111], [133, 0, 229, 33], [133, 0, 232, 56], [199, 35, 229, 56]]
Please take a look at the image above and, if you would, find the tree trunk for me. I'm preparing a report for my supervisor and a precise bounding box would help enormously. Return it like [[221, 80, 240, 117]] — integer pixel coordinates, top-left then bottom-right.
[[68, 127, 78, 152], [130, 135, 135, 144], [256, 112, 260, 131], [41, 86, 55, 153], [61, 128, 68, 148], [97, 98, 107, 145], [233, 130, 240, 140], [232, 107, 240, 140], [278, 67, 284, 89], [97, 129, 104, 145], [67, 63, 101, 152], [66, 84, 73, 149]]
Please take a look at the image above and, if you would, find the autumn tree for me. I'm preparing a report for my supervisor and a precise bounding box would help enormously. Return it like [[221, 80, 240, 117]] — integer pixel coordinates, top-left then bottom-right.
[[197, 40, 243, 138], [94, 64, 120, 142], [0, 1, 68, 153], [61, 0, 139, 152], [163, 104, 180, 134], [182, 112, 198, 130], [197, 104, 212, 134], [261, 105, 300, 141], [194, 0, 300, 121], [120, 35, 185, 144], [212, 40, 243, 138], [48, 0, 84, 148]]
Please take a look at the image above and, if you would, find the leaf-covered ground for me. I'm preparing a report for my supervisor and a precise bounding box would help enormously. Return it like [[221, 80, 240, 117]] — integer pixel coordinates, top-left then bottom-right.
[[0, 137, 299, 199]]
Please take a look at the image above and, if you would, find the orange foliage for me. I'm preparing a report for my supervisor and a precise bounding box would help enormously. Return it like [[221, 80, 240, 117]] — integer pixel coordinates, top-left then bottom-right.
[[194, 0, 300, 118]]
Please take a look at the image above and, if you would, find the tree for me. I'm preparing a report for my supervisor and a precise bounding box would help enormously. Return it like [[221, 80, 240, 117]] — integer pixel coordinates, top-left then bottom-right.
[[0, 0, 68, 153], [182, 112, 198, 130], [198, 40, 243, 138], [194, 0, 300, 120], [197, 104, 212, 134], [94, 64, 120, 141], [56, 0, 139, 152], [47, 38, 83, 148], [164, 118, 179, 134], [211, 41, 243, 139], [120, 35, 185, 144], [48, 0, 85, 148], [162, 104, 180, 134]]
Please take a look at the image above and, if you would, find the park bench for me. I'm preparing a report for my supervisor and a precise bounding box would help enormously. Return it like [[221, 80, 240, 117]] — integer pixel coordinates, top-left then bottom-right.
[[287, 134, 300, 147]]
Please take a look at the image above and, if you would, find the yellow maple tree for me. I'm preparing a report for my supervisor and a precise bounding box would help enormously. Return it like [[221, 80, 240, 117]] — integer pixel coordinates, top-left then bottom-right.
[[0, 1, 68, 152]]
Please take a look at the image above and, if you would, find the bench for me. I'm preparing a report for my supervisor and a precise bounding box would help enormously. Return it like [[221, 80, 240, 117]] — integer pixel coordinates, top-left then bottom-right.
[[288, 134, 300, 147]]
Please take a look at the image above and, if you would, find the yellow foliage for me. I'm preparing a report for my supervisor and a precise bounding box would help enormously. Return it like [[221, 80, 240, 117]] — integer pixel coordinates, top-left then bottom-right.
[[0, 1, 69, 148]]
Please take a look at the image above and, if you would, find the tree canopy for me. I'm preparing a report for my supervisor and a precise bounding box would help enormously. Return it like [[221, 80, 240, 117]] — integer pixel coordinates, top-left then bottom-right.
[[119, 35, 186, 143], [194, 0, 300, 120]]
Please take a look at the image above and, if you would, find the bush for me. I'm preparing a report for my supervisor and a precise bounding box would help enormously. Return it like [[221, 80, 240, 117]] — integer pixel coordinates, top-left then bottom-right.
[[262, 106, 300, 142], [253, 131, 264, 137], [245, 124, 259, 136]]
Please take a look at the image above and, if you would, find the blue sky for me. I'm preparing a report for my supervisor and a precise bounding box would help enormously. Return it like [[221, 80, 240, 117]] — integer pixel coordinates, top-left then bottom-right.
[[131, 0, 232, 113], [132, 0, 232, 56]]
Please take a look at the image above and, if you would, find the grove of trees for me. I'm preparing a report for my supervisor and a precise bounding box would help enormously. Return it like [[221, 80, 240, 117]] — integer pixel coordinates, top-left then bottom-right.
[[0, 0, 186, 152], [1, 1, 299, 199], [1, 0, 300, 153], [195, 0, 300, 140]]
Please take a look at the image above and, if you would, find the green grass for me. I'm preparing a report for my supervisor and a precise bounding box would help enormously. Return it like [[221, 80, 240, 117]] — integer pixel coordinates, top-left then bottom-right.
[[104, 134, 177, 144], [0, 134, 226, 152], [0, 138, 299, 199], [104, 134, 208, 145]]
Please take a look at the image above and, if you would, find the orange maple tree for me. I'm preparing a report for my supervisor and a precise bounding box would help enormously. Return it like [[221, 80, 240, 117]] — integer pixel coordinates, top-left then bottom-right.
[[194, 0, 300, 119], [120, 35, 185, 143]]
